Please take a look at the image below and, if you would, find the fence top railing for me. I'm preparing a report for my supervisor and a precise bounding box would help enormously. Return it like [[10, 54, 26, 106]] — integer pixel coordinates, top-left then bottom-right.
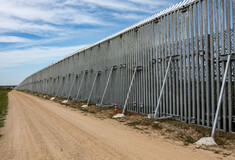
[[21, 0, 198, 83]]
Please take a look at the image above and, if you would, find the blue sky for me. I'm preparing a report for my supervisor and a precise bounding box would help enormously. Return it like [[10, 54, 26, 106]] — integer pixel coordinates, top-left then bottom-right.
[[0, 0, 181, 85]]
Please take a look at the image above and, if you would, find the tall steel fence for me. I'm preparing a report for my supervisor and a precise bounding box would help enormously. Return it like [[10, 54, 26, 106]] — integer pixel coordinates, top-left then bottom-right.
[[16, 0, 235, 133]]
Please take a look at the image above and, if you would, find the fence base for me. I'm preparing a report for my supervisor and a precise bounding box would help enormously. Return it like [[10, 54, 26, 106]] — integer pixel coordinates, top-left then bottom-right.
[[195, 137, 217, 146]]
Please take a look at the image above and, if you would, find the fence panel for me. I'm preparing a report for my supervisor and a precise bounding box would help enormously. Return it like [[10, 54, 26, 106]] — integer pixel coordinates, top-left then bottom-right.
[[16, 0, 235, 133]]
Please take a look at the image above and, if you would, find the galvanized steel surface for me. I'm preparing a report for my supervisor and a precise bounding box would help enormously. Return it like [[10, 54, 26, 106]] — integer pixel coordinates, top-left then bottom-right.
[[16, 0, 235, 133]]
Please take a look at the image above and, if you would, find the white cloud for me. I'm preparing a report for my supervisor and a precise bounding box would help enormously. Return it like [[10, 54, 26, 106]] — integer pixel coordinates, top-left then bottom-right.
[[81, 0, 152, 12], [81, 0, 178, 13], [0, 45, 88, 69], [0, 0, 108, 36], [0, 0, 181, 85], [0, 27, 107, 51], [0, 0, 178, 68], [0, 36, 30, 43], [112, 13, 144, 20], [0, 4, 105, 25], [0, 16, 58, 36], [127, 0, 174, 6], [0, 0, 176, 37]]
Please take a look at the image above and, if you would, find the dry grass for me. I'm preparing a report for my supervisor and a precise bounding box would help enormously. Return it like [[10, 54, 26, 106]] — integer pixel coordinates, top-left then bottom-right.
[[27, 92, 235, 157], [0, 88, 11, 138]]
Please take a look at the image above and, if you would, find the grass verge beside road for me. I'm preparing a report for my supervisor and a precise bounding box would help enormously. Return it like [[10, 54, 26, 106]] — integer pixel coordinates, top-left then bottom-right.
[[0, 88, 11, 138]]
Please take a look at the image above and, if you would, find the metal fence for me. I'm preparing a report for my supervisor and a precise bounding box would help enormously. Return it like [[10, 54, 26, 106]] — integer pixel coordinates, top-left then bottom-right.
[[16, 0, 235, 133]]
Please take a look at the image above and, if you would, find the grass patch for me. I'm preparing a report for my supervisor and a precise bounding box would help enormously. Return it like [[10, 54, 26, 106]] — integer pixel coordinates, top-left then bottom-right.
[[80, 108, 89, 112], [125, 121, 141, 126], [222, 152, 231, 157], [88, 110, 96, 114], [176, 131, 196, 145], [185, 135, 196, 143], [151, 123, 163, 130], [213, 150, 221, 154], [165, 129, 175, 133], [182, 136, 195, 146], [0, 88, 11, 138], [177, 131, 184, 139], [133, 126, 143, 130], [140, 120, 152, 126]]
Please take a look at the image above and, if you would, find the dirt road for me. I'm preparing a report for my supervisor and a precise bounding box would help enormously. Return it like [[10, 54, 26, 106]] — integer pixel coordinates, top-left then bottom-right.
[[0, 91, 231, 160]]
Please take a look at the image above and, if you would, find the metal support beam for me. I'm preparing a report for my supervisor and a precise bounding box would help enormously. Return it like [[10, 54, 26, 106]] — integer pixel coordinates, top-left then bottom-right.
[[55, 77, 63, 97], [60, 75, 68, 98], [211, 54, 231, 138], [75, 71, 86, 101], [154, 56, 172, 118], [122, 67, 137, 114], [87, 71, 100, 106], [67, 74, 77, 101], [97, 66, 113, 107]]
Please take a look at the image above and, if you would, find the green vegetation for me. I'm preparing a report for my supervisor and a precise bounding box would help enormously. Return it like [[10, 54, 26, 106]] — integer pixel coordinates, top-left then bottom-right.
[[125, 120, 152, 127], [151, 123, 163, 130], [0, 88, 11, 137], [125, 121, 141, 126]]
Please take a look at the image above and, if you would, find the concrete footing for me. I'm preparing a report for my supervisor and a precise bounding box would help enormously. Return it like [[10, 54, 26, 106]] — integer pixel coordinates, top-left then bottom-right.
[[195, 137, 217, 146], [62, 100, 68, 103], [112, 114, 125, 118], [81, 104, 88, 108]]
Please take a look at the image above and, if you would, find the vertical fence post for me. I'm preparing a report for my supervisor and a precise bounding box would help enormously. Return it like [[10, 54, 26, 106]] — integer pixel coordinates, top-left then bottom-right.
[[15, 0, 234, 135]]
